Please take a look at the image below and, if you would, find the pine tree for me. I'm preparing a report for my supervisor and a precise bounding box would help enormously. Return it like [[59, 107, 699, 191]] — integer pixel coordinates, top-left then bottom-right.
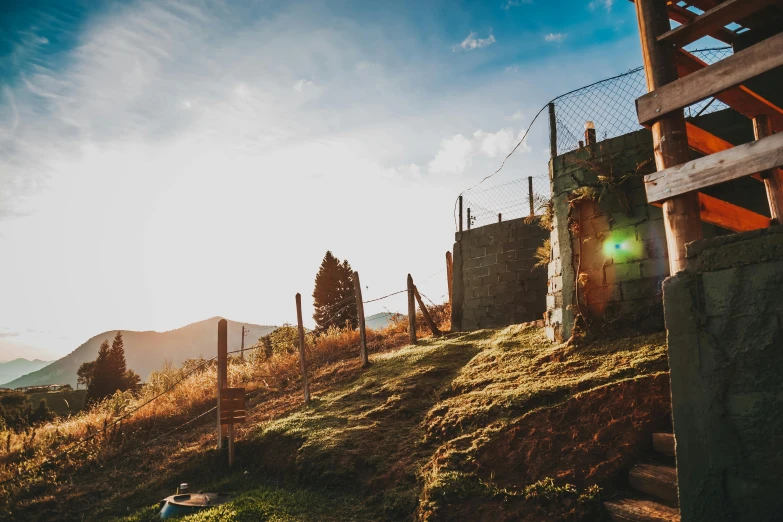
[[312, 251, 358, 330], [108, 331, 128, 386], [86, 339, 112, 403]]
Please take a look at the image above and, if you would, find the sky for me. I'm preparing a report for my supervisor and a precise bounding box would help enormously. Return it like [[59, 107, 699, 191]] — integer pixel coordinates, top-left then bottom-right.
[[0, 0, 645, 361]]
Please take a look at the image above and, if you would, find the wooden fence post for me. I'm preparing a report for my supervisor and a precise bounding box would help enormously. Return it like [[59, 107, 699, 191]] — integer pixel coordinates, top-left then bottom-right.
[[445, 251, 453, 306], [352, 271, 369, 367], [584, 121, 596, 146], [548, 102, 557, 158], [407, 274, 417, 345], [528, 176, 534, 217], [217, 318, 227, 449], [240, 325, 245, 360], [467, 208, 471, 230], [414, 284, 442, 337], [295, 293, 310, 404], [458, 195, 463, 233]]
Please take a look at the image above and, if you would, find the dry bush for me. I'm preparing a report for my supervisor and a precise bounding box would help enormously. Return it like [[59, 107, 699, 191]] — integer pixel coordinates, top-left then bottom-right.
[[0, 302, 451, 498]]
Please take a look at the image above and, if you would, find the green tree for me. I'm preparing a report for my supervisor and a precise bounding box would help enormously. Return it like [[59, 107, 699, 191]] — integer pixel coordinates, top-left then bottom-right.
[[312, 251, 357, 330], [33, 399, 52, 423], [77, 360, 96, 389], [86, 340, 112, 403], [107, 331, 128, 382]]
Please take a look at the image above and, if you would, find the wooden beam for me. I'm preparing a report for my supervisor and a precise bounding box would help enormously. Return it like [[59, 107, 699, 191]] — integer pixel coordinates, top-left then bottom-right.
[[677, 50, 783, 133], [638, 31, 783, 126], [636, 0, 702, 274], [685, 122, 766, 181], [754, 115, 783, 222], [651, 193, 772, 232], [666, 3, 736, 45], [645, 131, 783, 203], [658, 0, 778, 48], [698, 193, 772, 232]]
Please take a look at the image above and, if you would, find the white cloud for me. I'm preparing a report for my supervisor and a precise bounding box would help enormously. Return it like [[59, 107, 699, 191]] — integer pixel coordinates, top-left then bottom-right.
[[427, 127, 529, 175], [182, 100, 191, 109], [589, 0, 614, 11], [453, 32, 496, 52], [504, 65, 519, 74], [545, 33, 567, 43], [510, 110, 524, 121], [502, 0, 533, 9], [293, 79, 314, 92]]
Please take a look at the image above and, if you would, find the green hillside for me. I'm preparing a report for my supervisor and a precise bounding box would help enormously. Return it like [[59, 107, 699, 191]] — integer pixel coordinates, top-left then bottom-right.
[[27, 323, 673, 522]]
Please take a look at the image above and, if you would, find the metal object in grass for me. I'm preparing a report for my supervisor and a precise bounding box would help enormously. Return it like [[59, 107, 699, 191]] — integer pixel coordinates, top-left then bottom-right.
[[159, 484, 233, 519]]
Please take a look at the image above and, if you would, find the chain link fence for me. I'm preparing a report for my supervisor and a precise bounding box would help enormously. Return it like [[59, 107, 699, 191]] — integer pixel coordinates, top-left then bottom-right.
[[454, 47, 734, 231], [459, 175, 549, 230], [552, 47, 733, 155]]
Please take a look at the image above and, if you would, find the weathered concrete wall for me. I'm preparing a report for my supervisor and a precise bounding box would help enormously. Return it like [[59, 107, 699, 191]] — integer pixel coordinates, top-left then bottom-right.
[[545, 130, 671, 341], [451, 217, 548, 331], [544, 111, 768, 341], [664, 227, 783, 522]]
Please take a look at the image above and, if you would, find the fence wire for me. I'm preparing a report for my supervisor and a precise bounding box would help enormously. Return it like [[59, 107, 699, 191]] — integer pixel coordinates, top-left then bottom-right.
[[460, 175, 549, 230], [553, 47, 733, 155], [455, 47, 734, 231]]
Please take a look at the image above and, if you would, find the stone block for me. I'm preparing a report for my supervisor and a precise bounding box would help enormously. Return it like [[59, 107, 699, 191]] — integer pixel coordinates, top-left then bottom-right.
[[465, 257, 481, 270], [479, 254, 498, 267], [466, 266, 490, 279], [621, 277, 662, 301], [604, 261, 641, 284], [585, 284, 621, 305], [485, 243, 503, 256], [640, 257, 669, 278], [637, 219, 667, 240], [468, 276, 483, 289]]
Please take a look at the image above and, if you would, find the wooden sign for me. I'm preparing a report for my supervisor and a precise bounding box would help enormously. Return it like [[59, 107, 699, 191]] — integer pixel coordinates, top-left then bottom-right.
[[219, 387, 246, 425]]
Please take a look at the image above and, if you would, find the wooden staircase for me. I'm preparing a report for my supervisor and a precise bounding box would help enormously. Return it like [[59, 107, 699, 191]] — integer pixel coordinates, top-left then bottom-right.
[[604, 432, 680, 522]]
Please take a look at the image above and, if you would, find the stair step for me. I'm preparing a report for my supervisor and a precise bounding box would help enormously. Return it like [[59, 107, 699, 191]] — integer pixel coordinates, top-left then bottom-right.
[[652, 432, 675, 457], [628, 463, 678, 504], [605, 498, 681, 522]]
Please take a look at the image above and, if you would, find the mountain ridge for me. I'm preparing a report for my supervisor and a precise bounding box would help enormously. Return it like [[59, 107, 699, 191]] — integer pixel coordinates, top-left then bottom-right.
[[2, 317, 276, 388]]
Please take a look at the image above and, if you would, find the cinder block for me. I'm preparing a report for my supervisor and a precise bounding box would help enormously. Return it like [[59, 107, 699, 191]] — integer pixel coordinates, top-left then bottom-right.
[[498, 271, 518, 283], [485, 243, 503, 256], [604, 261, 641, 284], [585, 284, 622, 305], [482, 274, 499, 286], [640, 257, 669, 278], [466, 266, 490, 279], [479, 254, 498, 267], [621, 277, 662, 301]]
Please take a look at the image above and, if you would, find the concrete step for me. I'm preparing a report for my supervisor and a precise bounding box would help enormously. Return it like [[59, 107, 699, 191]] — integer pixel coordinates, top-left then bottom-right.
[[628, 463, 678, 504], [652, 433, 675, 457], [605, 498, 681, 522]]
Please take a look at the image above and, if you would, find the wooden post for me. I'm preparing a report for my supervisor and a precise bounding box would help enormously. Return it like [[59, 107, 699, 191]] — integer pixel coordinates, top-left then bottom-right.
[[228, 424, 234, 467], [548, 102, 557, 158], [584, 121, 596, 146], [295, 293, 310, 404], [467, 208, 471, 230], [528, 176, 534, 217], [407, 274, 417, 345], [754, 115, 783, 223], [216, 318, 227, 449], [240, 325, 245, 360], [498, 213, 502, 223], [458, 195, 463, 233], [636, 0, 702, 274], [414, 285, 442, 337], [352, 271, 369, 367], [445, 251, 453, 306]]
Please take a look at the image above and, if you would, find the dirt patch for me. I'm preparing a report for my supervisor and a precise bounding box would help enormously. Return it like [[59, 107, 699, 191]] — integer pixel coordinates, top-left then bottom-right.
[[424, 373, 671, 522], [476, 372, 671, 489]]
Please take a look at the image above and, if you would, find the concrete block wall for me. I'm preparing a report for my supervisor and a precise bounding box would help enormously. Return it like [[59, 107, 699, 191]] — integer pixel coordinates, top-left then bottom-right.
[[663, 227, 783, 522], [544, 109, 770, 341], [545, 130, 670, 341], [451, 217, 548, 331]]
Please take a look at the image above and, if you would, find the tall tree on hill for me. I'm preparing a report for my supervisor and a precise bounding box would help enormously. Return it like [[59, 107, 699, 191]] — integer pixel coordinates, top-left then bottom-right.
[[82, 333, 141, 404], [85, 340, 112, 403], [312, 251, 358, 330]]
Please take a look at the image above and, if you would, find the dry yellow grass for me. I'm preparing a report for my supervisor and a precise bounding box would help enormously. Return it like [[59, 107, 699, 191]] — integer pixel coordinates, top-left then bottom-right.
[[0, 304, 450, 504]]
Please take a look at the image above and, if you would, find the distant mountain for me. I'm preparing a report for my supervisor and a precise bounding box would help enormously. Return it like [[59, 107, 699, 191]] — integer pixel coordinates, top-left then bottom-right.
[[2, 318, 276, 389], [0, 359, 52, 387], [365, 312, 404, 331]]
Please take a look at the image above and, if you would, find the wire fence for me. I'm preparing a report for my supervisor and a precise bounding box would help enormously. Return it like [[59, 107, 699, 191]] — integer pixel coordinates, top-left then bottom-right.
[[454, 47, 734, 231], [552, 47, 733, 155], [460, 175, 550, 230]]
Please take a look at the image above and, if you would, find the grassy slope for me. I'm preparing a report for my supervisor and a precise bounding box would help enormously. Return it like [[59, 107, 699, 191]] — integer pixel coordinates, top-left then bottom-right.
[[111, 324, 669, 522], [27, 389, 87, 417]]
